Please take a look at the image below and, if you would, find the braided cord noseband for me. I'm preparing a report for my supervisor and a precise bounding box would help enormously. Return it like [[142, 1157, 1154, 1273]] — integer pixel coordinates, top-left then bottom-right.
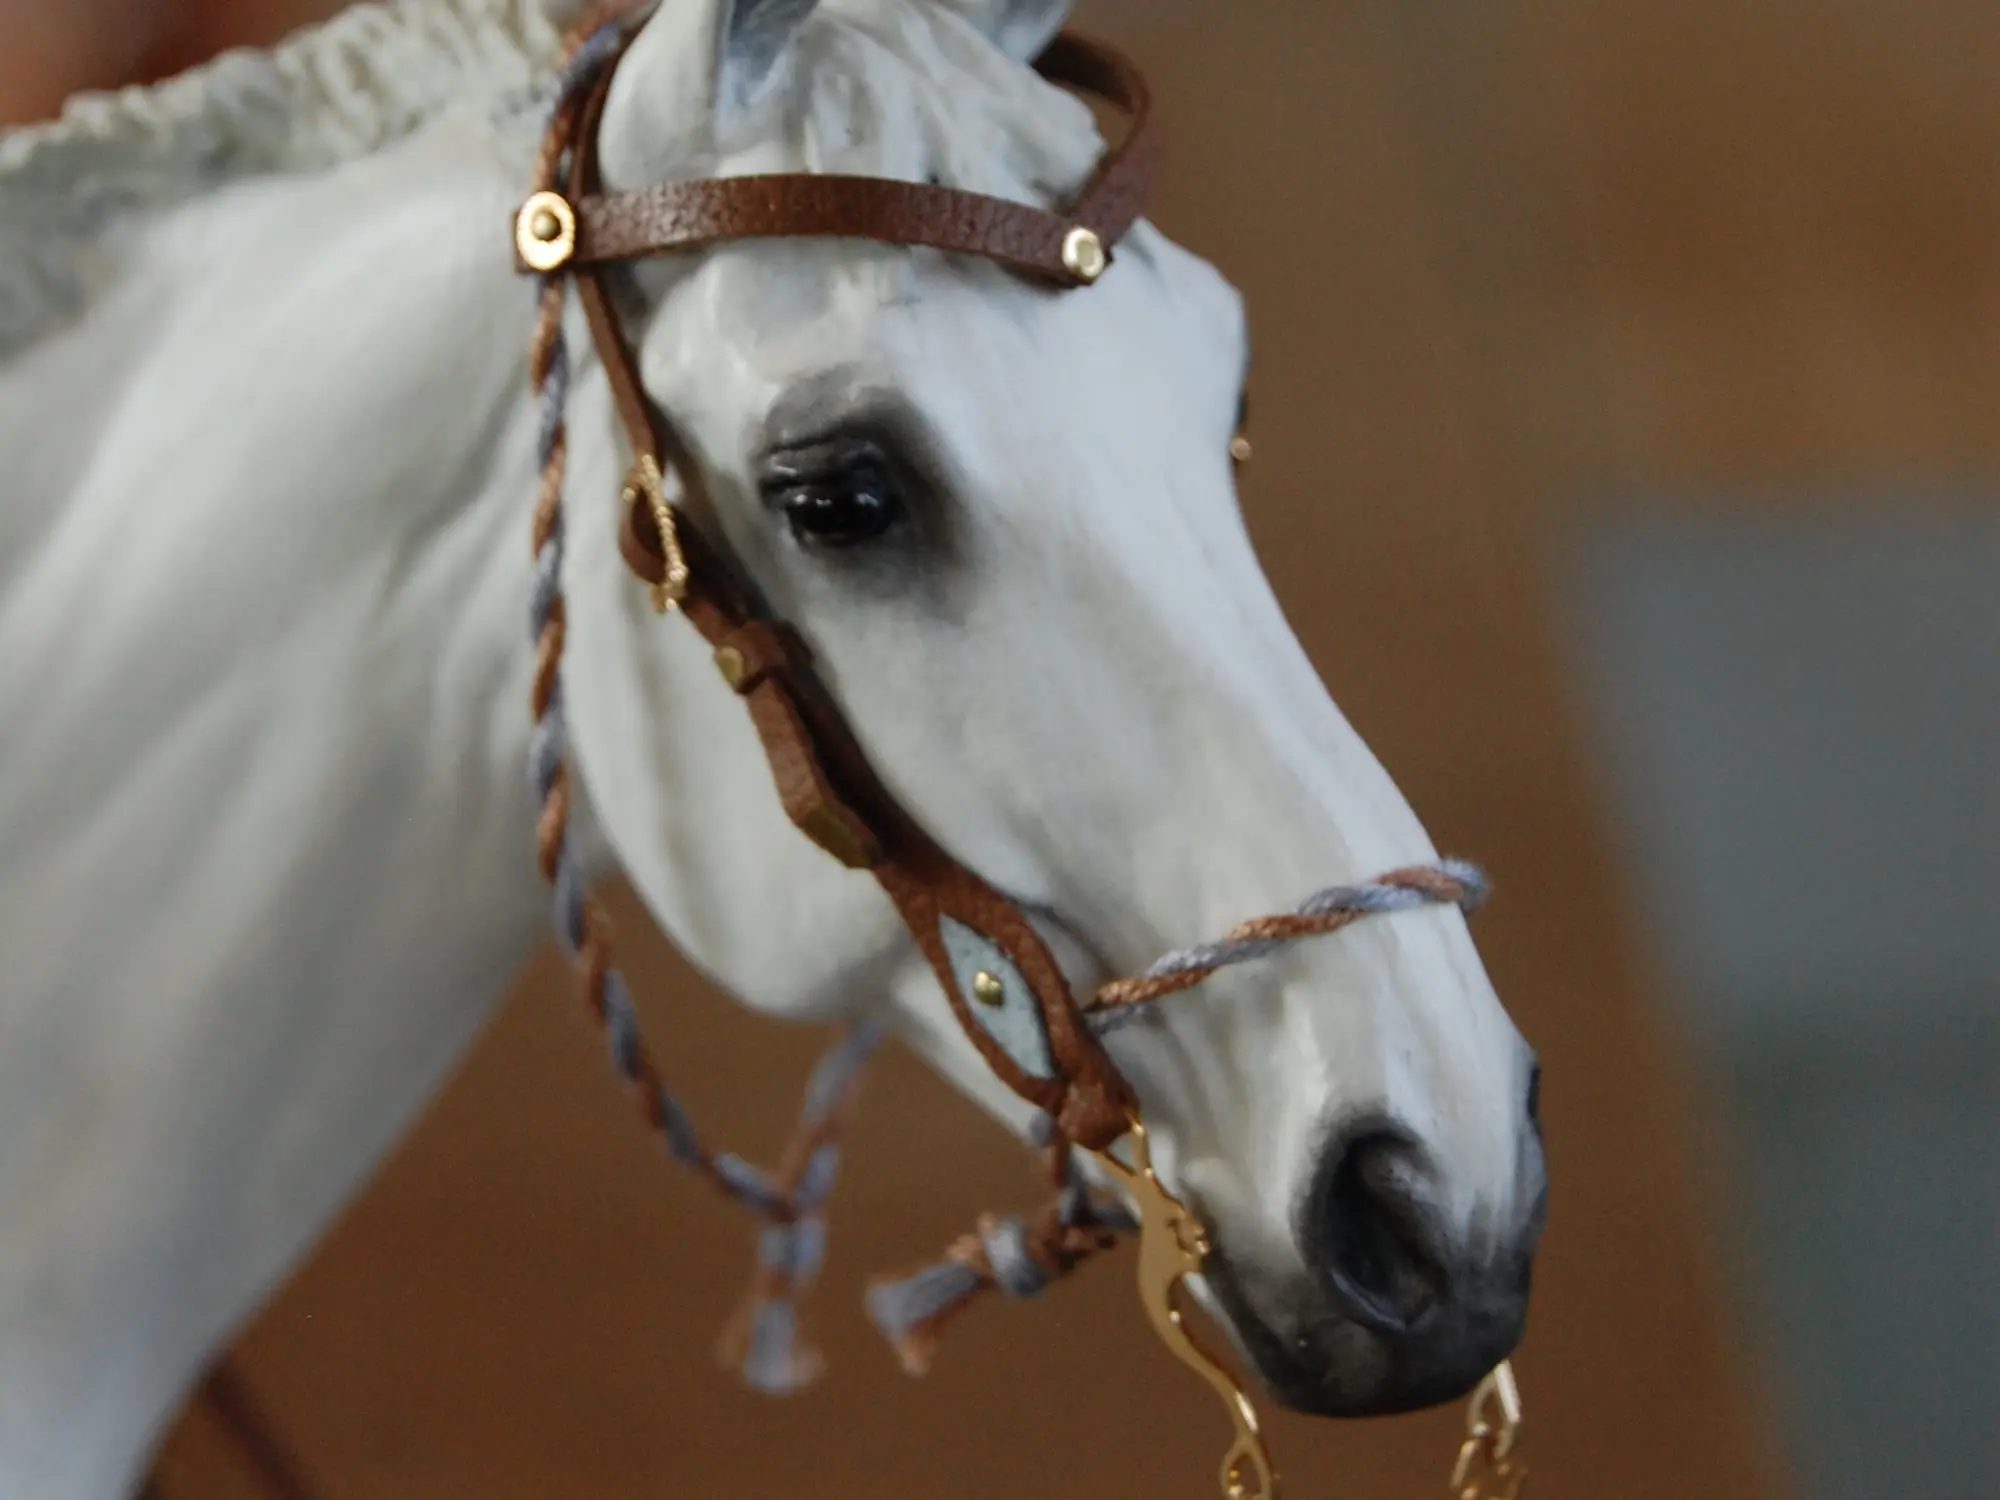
[[527, 11, 1488, 1390]]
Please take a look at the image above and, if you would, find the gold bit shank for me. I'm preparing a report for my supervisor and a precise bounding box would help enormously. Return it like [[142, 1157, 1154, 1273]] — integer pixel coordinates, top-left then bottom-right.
[[1093, 1118, 1281, 1500]]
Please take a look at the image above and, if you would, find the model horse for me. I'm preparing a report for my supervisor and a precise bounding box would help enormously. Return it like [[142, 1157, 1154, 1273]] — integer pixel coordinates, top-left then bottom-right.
[[0, 1, 1546, 1495]]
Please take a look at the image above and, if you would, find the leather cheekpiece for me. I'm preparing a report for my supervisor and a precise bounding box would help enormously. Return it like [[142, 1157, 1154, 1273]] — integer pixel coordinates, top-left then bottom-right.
[[557, 23, 1154, 1152]]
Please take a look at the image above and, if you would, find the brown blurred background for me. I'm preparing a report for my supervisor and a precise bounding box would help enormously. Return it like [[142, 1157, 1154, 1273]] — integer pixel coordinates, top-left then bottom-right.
[[8, 2, 1996, 1498]]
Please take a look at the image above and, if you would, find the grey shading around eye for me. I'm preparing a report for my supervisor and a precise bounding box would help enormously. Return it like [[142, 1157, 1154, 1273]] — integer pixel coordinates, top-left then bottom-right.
[[752, 368, 966, 602], [759, 367, 936, 461]]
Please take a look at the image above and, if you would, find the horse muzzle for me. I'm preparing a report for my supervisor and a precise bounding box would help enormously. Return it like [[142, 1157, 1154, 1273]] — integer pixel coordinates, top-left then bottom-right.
[[1208, 1120, 1547, 1418]]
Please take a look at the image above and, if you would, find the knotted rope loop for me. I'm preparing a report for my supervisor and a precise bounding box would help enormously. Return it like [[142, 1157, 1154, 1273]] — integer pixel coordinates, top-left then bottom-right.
[[864, 1117, 1137, 1375]]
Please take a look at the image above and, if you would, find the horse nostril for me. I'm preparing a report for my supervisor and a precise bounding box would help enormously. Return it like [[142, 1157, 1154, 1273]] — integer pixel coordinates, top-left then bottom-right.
[[1526, 1059, 1543, 1134], [1308, 1130, 1446, 1337]]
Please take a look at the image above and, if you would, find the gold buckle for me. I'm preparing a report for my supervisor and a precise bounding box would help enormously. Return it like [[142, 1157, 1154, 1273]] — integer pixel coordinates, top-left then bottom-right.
[[623, 453, 690, 614]]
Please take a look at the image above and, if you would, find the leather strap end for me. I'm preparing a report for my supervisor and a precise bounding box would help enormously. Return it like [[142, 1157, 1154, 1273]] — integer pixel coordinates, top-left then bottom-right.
[[714, 621, 803, 696], [742, 682, 885, 872]]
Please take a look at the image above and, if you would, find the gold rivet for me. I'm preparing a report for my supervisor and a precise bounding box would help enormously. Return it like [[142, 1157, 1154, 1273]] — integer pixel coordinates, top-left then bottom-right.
[[1062, 226, 1108, 283], [1230, 433, 1255, 465], [971, 971, 1007, 1008], [515, 190, 578, 273], [715, 646, 749, 691]]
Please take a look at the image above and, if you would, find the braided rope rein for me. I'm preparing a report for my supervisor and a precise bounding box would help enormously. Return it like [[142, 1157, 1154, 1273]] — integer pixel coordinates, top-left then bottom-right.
[[528, 15, 889, 1396], [528, 8, 1490, 1392]]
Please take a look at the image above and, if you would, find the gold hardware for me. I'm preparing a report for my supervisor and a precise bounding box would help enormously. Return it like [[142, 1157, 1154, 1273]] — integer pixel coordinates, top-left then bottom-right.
[[1062, 226, 1109, 283], [622, 453, 690, 614], [1230, 433, 1255, 465], [1450, 1362, 1527, 1500], [516, 190, 579, 273], [715, 646, 749, 691], [971, 971, 1007, 1008], [1094, 1119, 1280, 1500], [798, 804, 877, 871]]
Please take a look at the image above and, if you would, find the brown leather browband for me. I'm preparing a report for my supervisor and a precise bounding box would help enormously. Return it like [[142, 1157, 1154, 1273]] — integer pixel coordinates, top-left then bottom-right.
[[519, 33, 1159, 287], [521, 17, 1162, 1150]]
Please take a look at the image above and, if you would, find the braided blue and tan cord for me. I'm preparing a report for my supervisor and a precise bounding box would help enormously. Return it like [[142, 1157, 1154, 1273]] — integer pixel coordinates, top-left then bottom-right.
[[527, 9, 884, 1396], [1087, 860, 1489, 1029]]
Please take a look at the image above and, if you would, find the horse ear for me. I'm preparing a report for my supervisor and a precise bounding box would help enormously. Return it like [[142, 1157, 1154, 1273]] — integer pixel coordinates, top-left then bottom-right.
[[599, 0, 821, 184], [935, 0, 1073, 61]]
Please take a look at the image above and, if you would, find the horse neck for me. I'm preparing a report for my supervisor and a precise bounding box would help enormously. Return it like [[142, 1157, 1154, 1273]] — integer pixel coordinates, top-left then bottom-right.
[[0, 118, 561, 1498]]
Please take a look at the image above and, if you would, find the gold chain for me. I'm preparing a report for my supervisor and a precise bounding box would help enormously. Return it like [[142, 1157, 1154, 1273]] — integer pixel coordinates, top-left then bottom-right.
[[1449, 1361, 1527, 1500]]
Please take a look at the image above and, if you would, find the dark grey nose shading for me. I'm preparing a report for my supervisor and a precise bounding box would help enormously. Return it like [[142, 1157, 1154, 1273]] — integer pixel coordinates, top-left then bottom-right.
[[1224, 1113, 1545, 1418], [1307, 1130, 1449, 1335]]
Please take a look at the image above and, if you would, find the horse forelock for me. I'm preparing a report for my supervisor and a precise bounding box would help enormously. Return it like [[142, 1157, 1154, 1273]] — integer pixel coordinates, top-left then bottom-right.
[[783, 2, 1102, 207]]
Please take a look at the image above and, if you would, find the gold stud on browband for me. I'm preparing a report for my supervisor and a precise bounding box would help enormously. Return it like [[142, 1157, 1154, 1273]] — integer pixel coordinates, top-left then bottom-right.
[[516, 190, 579, 273], [1230, 433, 1254, 465], [1062, 226, 1108, 283]]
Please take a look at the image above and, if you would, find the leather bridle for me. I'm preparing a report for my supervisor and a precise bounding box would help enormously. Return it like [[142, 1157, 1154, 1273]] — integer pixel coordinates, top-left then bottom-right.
[[519, 13, 1164, 1154], [511, 10, 1501, 1497]]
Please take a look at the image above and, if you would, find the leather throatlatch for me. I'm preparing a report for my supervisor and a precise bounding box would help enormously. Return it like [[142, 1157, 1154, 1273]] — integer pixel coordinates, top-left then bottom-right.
[[565, 18, 1162, 1150]]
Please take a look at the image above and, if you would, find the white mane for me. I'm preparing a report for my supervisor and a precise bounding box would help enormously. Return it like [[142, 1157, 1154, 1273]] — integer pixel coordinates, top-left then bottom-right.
[[0, 0, 566, 353]]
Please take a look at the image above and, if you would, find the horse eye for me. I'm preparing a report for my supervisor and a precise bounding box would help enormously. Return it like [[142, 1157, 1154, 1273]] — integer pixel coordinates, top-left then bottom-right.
[[775, 461, 905, 550]]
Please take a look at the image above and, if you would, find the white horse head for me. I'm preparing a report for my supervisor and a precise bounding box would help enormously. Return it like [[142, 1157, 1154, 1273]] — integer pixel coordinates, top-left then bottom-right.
[[561, 0, 1545, 1415], [0, 0, 1541, 1489]]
